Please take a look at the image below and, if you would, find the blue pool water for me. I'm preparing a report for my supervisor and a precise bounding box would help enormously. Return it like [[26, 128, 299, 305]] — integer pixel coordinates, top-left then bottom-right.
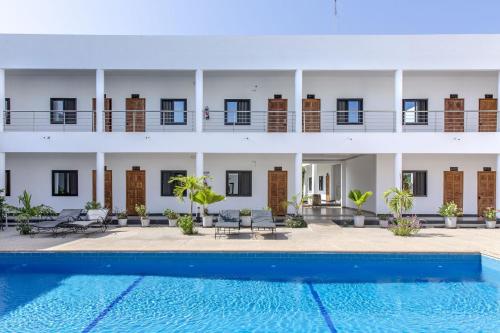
[[0, 252, 498, 333]]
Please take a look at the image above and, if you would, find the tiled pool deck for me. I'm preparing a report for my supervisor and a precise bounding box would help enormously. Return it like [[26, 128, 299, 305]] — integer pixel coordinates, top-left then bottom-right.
[[0, 219, 498, 258]]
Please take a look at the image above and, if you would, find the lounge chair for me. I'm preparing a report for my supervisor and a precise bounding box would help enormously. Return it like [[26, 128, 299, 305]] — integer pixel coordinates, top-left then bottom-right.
[[251, 210, 277, 238], [214, 210, 241, 239], [30, 209, 83, 236], [68, 209, 110, 233]]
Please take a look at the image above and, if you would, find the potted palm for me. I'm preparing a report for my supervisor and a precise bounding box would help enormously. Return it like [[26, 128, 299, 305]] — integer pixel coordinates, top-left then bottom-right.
[[283, 193, 310, 228], [483, 207, 497, 229], [117, 210, 128, 227], [192, 186, 225, 227], [438, 201, 462, 228], [163, 209, 179, 227], [348, 189, 373, 227], [240, 209, 251, 227], [135, 204, 150, 227]]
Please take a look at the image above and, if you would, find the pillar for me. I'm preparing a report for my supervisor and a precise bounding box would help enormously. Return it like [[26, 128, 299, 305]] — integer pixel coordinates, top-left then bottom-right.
[[95, 69, 104, 133], [0, 69, 4, 132], [195, 69, 203, 133], [294, 153, 303, 197], [311, 164, 318, 194], [195, 152, 204, 178], [0, 153, 5, 192], [394, 153, 402, 189], [294, 69, 303, 133], [95, 152, 105, 206], [497, 71, 500, 132], [394, 69, 403, 133], [496, 154, 500, 217]]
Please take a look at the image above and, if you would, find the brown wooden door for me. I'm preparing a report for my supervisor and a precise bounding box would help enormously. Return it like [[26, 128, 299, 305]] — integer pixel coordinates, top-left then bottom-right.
[[477, 171, 496, 216], [126, 98, 146, 132], [325, 173, 331, 202], [268, 170, 288, 216], [479, 98, 497, 132], [302, 98, 321, 132], [444, 98, 464, 132], [126, 170, 146, 215], [443, 171, 464, 209], [268, 98, 288, 132], [92, 98, 113, 132], [92, 169, 113, 210]]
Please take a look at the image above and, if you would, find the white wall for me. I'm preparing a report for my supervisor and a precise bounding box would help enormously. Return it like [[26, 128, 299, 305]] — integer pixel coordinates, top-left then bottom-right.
[[344, 155, 377, 212]]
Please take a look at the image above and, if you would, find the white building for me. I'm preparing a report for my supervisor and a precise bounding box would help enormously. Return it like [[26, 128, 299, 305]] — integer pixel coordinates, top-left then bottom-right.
[[1, 34, 500, 217]]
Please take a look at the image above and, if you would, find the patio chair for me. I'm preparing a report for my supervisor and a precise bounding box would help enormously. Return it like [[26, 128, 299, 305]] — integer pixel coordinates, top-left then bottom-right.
[[30, 209, 83, 236], [251, 210, 277, 238], [214, 210, 241, 239], [67, 209, 110, 233]]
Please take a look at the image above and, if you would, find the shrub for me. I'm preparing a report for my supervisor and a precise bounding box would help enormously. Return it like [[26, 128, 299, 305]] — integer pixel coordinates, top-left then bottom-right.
[[286, 215, 307, 228], [135, 204, 148, 218], [85, 201, 102, 210], [438, 202, 462, 217], [240, 209, 251, 217], [483, 207, 497, 221], [178, 215, 197, 235], [383, 188, 414, 219], [163, 209, 179, 220], [389, 216, 420, 236], [16, 213, 32, 235], [348, 189, 373, 215]]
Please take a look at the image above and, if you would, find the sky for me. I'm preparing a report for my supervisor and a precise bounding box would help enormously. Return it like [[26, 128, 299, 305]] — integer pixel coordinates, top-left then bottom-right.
[[0, 0, 499, 35]]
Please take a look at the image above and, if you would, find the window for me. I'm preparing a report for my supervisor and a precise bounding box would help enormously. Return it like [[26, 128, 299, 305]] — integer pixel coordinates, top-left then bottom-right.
[[161, 99, 187, 125], [5, 98, 10, 125], [403, 99, 428, 125], [226, 171, 252, 196], [5, 170, 10, 196], [319, 176, 324, 191], [224, 99, 251, 125], [337, 99, 363, 125], [402, 171, 427, 197], [50, 98, 77, 125], [52, 170, 78, 196], [161, 170, 187, 196], [308, 177, 312, 191]]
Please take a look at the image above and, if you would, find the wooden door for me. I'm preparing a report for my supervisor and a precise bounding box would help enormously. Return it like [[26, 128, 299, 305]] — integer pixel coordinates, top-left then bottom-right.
[[479, 98, 497, 132], [268, 98, 288, 132], [126, 170, 146, 215], [444, 98, 464, 132], [477, 171, 496, 216], [325, 173, 331, 202], [302, 98, 321, 132], [268, 170, 288, 216], [443, 171, 464, 209], [126, 98, 146, 132], [92, 98, 113, 132], [92, 169, 113, 210]]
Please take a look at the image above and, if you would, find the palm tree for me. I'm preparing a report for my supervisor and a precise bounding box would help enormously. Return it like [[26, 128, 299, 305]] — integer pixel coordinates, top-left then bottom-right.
[[383, 187, 414, 219], [169, 175, 206, 216]]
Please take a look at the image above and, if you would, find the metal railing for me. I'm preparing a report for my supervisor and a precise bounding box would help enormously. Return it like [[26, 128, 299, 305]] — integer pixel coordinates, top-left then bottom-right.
[[203, 110, 296, 132], [3, 110, 93, 132], [402, 110, 500, 132], [303, 111, 396, 132], [105, 111, 195, 132]]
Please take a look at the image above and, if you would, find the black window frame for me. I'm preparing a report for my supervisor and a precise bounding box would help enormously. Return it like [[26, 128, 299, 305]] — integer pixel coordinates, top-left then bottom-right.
[[308, 177, 312, 191], [160, 99, 187, 125], [402, 170, 427, 197], [337, 98, 363, 125], [51, 170, 78, 196], [5, 170, 10, 197], [319, 175, 324, 191], [403, 99, 428, 125], [224, 99, 251, 126], [50, 98, 77, 125], [226, 170, 252, 197], [161, 170, 187, 197], [5, 98, 10, 125]]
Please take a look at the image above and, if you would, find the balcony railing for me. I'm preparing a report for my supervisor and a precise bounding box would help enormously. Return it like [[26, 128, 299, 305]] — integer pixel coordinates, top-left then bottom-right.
[[106, 111, 195, 132], [402, 110, 500, 132], [302, 111, 395, 132], [203, 110, 296, 132], [3, 110, 94, 132]]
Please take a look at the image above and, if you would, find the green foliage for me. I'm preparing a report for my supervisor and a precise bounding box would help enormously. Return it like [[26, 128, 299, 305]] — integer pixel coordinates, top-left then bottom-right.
[[7, 190, 56, 220], [483, 207, 497, 221], [0, 189, 6, 221], [438, 202, 462, 217], [389, 216, 420, 236], [15, 213, 32, 235], [177, 215, 197, 235], [85, 201, 102, 210], [163, 209, 179, 220], [192, 187, 225, 215], [240, 209, 251, 217], [377, 214, 391, 220], [169, 175, 206, 216], [286, 216, 307, 228], [282, 193, 310, 217], [383, 187, 414, 218], [134, 204, 148, 218], [348, 189, 373, 214], [117, 210, 128, 219]]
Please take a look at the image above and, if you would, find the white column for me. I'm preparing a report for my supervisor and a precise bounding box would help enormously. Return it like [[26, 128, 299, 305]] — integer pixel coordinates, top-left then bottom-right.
[[195, 69, 204, 133], [294, 69, 303, 133], [496, 154, 500, 217], [95, 152, 105, 206], [0, 69, 5, 132], [0, 153, 5, 192], [294, 153, 303, 197], [394, 69, 403, 133], [341, 162, 347, 207], [195, 152, 204, 178], [95, 69, 104, 133], [497, 71, 500, 132], [311, 164, 318, 194], [394, 153, 402, 189]]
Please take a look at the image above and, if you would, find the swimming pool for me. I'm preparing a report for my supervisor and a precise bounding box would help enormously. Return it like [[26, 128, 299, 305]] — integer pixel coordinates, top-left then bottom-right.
[[0, 252, 498, 333]]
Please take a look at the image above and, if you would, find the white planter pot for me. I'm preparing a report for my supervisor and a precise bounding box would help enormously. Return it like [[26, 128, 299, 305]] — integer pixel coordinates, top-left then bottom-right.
[[485, 220, 497, 229], [140, 218, 150, 227], [202, 216, 213, 228], [168, 219, 177, 227], [379, 220, 389, 228], [353, 215, 365, 228], [444, 216, 457, 229], [118, 219, 128, 227], [241, 216, 251, 227]]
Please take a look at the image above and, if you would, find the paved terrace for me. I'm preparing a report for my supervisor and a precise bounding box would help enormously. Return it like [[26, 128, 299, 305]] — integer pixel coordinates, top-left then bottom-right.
[[0, 220, 499, 259]]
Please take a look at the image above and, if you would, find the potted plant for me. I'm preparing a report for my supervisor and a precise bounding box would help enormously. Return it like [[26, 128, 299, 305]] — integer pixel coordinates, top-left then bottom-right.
[[240, 209, 251, 227], [117, 210, 128, 227], [169, 175, 206, 223], [135, 204, 150, 227], [85, 201, 102, 210], [348, 189, 373, 227], [7, 190, 56, 234], [377, 214, 390, 228], [283, 194, 310, 228], [383, 187, 414, 219], [163, 209, 179, 227], [438, 201, 462, 228], [192, 186, 225, 227], [177, 214, 196, 235], [483, 207, 497, 229]]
